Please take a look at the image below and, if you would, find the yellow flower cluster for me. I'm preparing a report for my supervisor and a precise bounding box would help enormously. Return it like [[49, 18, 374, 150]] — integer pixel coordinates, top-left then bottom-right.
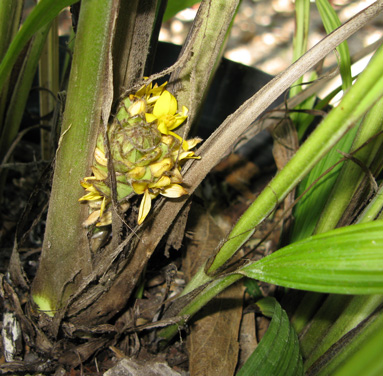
[[79, 82, 201, 226]]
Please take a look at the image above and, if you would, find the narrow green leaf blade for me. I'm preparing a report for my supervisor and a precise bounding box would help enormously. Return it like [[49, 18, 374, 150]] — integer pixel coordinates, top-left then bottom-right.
[[0, 0, 79, 91], [240, 221, 383, 294], [311, 311, 383, 376], [237, 297, 303, 376], [316, 0, 352, 90]]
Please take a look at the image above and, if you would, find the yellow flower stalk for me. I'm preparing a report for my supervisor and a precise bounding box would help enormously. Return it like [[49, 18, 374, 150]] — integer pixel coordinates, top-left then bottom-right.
[[79, 83, 201, 229]]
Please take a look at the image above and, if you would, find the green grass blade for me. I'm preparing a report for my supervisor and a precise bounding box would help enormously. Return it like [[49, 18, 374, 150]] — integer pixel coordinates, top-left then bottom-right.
[[237, 297, 303, 376], [0, 23, 51, 197], [290, 124, 358, 242], [291, 58, 383, 242], [358, 183, 383, 223], [290, 0, 355, 240], [207, 45, 383, 274], [315, 95, 383, 234], [290, 0, 316, 134], [0, 0, 22, 60], [0, 0, 79, 92], [303, 295, 383, 370], [315, 0, 352, 90], [292, 0, 310, 66], [0, 0, 23, 133], [298, 294, 352, 355], [313, 311, 383, 376], [240, 221, 383, 294], [39, 18, 59, 160]]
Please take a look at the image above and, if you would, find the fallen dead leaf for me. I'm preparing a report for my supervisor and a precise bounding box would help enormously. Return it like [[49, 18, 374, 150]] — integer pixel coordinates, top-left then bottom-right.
[[183, 203, 243, 376]]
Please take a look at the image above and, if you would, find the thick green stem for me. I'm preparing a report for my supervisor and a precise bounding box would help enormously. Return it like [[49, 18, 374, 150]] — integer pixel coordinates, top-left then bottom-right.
[[31, 0, 118, 315]]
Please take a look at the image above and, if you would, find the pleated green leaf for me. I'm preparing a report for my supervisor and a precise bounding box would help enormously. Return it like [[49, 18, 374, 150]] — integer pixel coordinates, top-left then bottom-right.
[[240, 221, 383, 294], [237, 297, 303, 376]]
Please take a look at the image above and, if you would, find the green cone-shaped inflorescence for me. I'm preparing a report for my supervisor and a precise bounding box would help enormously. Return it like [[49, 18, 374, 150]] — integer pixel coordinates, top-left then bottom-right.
[[79, 82, 202, 227]]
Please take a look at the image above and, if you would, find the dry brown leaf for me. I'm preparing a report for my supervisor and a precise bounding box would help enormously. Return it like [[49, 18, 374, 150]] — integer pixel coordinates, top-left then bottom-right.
[[187, 283, 243, 376], [183, 204, 243, 376], [271, 119, 299, 236]]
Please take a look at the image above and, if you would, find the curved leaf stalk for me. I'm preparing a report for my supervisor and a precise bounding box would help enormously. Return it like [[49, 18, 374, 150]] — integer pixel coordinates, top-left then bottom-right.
[[160, 220, 383, 343]]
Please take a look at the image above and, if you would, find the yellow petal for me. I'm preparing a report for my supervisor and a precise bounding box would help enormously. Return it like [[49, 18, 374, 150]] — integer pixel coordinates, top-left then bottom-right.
[[145, 113, 157, 123], [80, 180, 92, 189], [181, 105, 188, 116], [92, 166, 108, 180], [138, 189, 152, 225], [150, 158, 172, 177], [94, 147, 108, 166], [170, 168, 183, 184], [79, 191, 103, 202], [134, 84, 149, 98], [167, 114, 187, 131], [82, 210, 101, 227], [128, 166, 146, 180], [153, 90, 177, 117], [99, 196, 107, 218], [132, 181, 148, 195], [96, 210, 112, 227], [80, 180, 101, 194], [168, 131, 189, 150], [177, 151, 201, 161], [128, 99, 146, 116], [183, 137, 202, 151], [161, 184, 188, 198], [149, 175, 171, 189], [157, 121, 169, 135]]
